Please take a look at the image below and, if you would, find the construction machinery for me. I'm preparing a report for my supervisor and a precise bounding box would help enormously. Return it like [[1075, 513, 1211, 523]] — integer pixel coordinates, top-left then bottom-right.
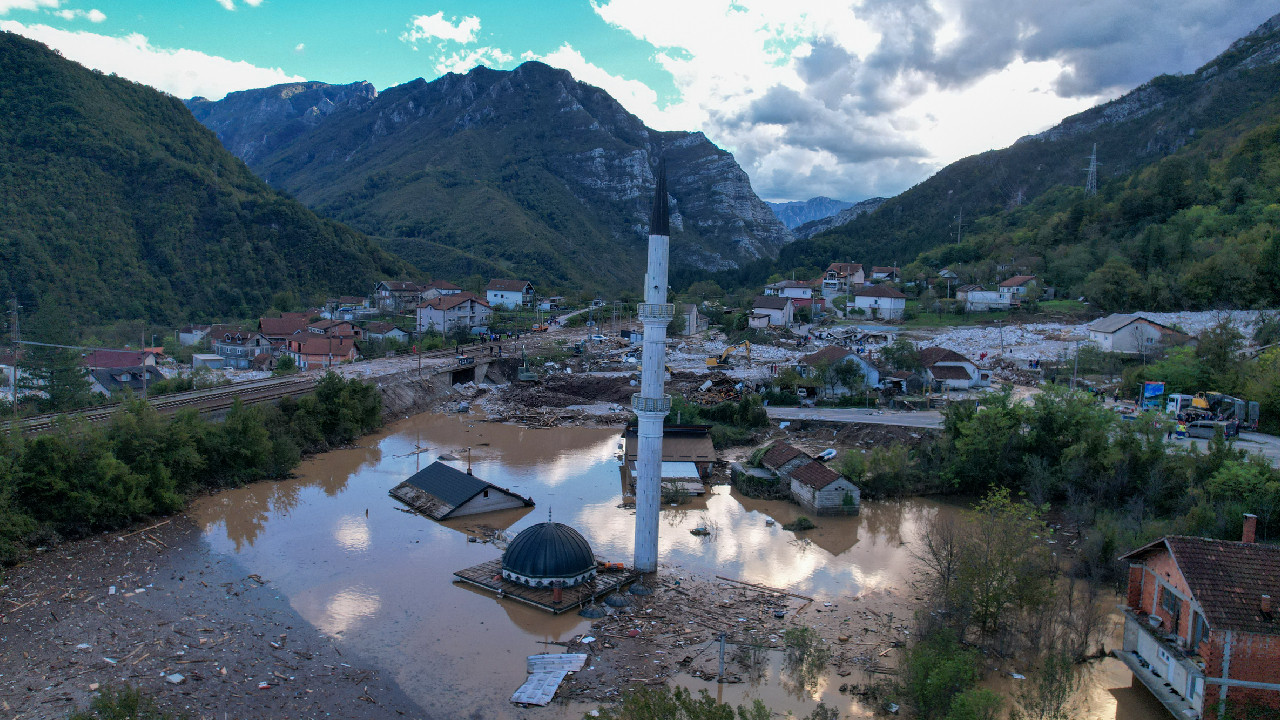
[[706, 341, 751, 369], [1168, 391, 1259, 428], [517, 349, 538, 382]]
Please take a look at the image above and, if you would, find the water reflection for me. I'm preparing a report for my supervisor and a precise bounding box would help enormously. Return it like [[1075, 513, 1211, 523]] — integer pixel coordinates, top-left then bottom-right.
[[188, 413, 1153, 720]]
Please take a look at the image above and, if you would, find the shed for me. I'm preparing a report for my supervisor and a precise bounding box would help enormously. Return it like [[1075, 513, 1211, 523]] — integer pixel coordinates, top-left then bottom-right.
[[192, 353, 224, 370], [788, 461, 860, 516], [389, 461, 534, 520]]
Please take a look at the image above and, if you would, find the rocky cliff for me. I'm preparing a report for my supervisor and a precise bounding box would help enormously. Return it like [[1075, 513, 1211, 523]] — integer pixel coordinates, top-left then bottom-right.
[[188, 63, 791, 292], [791, 197, 887, 240], [767, 196, 854, 229]]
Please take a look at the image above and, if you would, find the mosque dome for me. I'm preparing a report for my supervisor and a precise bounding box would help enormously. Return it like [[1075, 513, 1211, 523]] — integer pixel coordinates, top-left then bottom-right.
[[501, 522, 597, 588]]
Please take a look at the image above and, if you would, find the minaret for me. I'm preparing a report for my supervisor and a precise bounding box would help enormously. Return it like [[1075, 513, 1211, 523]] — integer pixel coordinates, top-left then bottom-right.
[[632, 158, 673, 573]]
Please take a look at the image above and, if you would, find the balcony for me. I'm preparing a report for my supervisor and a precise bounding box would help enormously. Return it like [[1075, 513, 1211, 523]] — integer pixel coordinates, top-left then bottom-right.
[[1117, 607, 1204, 719], [631, 393, 671, 415], [637, 303, 675, 322]]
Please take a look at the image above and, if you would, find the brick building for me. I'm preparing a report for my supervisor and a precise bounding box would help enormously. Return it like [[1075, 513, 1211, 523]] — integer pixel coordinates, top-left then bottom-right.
[[1118, 514, 1280, 719]]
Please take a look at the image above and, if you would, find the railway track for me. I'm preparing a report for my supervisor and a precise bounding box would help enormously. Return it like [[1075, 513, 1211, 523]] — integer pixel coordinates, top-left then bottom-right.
[[4, 340, 515, 435]]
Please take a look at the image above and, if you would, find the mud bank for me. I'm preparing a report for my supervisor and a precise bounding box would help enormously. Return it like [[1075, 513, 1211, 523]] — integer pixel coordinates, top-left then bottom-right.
[[0, 516, 425, 719]]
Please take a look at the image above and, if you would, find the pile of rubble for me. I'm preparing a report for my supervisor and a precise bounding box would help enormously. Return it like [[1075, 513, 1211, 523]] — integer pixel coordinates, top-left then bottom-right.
[[554, 571, 908, 703]]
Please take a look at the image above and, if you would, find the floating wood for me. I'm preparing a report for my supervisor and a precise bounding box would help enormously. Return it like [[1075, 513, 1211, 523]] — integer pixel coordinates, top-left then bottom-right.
[[714, 575, 814, 602]]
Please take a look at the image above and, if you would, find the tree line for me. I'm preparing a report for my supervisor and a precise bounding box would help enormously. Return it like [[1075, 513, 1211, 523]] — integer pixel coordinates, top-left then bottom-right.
[[0, 373, 382, 565]]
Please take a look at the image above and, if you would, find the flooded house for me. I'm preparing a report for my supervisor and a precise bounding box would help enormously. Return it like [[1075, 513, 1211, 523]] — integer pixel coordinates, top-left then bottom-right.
[[390, 461, 534, 520], [1118, 514, 1280, 719], [761, 442, 860, 516], [620, 425, 716, 495]]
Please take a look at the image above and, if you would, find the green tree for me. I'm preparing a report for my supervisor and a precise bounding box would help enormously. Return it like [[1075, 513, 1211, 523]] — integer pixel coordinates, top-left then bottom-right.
[[881, 337, 922, 371], [904, 629, 981, 719], [833, 359, 865, 392], [273, 354, 297, 376], [1082, 257, 1142, 312]]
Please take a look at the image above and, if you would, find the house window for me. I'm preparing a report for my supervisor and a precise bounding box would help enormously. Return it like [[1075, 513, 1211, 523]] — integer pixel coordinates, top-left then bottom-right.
[[1191, 612, 1209, 651], [1160, 586, 1181, 630]]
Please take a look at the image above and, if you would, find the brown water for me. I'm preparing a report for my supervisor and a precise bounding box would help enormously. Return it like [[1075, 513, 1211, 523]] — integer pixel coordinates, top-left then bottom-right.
[[191, 413, 1166, 719]]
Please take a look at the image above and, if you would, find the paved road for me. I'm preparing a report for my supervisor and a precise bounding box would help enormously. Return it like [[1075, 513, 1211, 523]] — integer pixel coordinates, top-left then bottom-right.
[[765, 406, 945, 429], [1184, 431, 1280, 467]]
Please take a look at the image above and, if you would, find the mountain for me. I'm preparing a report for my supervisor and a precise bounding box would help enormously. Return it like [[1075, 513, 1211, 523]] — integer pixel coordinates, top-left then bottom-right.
[[0, 32, 408, 326], [767, 196, 854, 229], [186, 63, 791, 293], [187, 81, 377, 166], [771, 12, 1280, 278], [791, 197, 887, 240]]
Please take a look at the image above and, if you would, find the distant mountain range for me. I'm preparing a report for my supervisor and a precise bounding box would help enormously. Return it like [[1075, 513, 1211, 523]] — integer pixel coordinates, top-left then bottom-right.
[[766, 197, 854, 229], [790, 197, 888, 240], [187, 63, 792, 294], [773, 11, 1280, 278], [0, 32, 407, 325]]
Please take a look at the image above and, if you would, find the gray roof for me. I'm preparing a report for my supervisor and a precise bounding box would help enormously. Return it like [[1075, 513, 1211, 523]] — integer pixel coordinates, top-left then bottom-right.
[[1089, 313, 1139, 333], [394, 461, 532, 519], [753, 295, 790, 310], [502, 522, 596, 580]]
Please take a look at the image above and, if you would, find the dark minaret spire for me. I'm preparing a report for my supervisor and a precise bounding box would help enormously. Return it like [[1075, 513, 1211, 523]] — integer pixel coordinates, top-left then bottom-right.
[[649, 157, 669, 237]]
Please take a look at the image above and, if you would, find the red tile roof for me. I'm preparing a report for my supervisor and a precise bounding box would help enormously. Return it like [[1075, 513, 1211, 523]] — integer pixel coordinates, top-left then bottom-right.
[[1123, 536, 1280, 635], [761, 442, 805, 470], [82, 349, 153, 369], [929, 365, 972, 381], [825, 262, 862, 276], [420, 291, 489, 311], [853, 284, 907, 299], [789, 460, 842, 491], [998, 275, 1036, 288], [918, 346, 971, 367], [871, 266, 899, 274], [259, 316, 309, 337], [486, 279, 532, 292], [289, 336, 359, 356], [424, 279, 461, 291]]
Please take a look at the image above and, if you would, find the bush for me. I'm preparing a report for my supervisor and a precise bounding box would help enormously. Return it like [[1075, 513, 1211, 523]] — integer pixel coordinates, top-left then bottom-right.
[[68, 684, 180, 720], [782, 516, 816, 531]]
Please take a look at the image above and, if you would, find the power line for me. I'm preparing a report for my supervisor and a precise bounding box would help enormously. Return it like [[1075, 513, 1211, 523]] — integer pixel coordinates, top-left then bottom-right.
[[1084, 143, 1099, 196]]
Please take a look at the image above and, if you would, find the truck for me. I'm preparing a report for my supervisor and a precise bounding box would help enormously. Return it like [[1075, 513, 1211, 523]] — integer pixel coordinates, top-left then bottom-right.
[[1167, 391, 1260, 429]]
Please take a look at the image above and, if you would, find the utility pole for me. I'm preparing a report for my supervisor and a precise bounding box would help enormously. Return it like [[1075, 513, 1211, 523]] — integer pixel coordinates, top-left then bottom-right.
[[141, 331, 147, 399], [955, 207, 963, 243], [1072, 340, 1081, 390], [1084, 144, 1098, 196]]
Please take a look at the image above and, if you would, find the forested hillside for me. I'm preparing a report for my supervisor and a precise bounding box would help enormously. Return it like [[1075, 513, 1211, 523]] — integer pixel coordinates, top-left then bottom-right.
[[0, 33, 409, 325]]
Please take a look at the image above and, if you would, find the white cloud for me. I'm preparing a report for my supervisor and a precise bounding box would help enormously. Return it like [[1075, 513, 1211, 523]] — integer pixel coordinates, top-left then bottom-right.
[[524, 44, 664, 126], [294, 42, 304, 53], [54, 7, 104, 22], [434, 45, 512, 74], [0, 0, 58, 13], [214, 0, 264, 9], [0, 21, 304, 100], [400, 11, 480, 46], [591, 0, 1278, 201]]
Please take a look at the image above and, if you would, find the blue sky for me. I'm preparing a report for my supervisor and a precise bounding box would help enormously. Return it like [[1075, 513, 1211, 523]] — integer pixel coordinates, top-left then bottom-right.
[[2, 1, 1277, 202]]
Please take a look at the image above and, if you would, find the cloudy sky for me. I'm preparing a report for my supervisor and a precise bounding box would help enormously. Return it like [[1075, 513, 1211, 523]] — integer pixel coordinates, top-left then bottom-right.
[[2, 1, 1275, 202]]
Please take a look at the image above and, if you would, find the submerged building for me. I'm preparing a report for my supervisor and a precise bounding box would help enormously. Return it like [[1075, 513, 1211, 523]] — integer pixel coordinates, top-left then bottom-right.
[[501, 522, 597, 589]]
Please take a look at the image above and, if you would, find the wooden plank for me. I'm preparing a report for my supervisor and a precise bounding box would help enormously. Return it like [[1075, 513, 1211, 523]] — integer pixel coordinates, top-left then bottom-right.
[[714, 575, 814, 602]]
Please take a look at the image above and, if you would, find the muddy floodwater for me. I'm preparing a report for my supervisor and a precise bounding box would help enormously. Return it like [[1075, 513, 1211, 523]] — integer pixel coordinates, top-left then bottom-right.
[[190, 413, 1166, 719]]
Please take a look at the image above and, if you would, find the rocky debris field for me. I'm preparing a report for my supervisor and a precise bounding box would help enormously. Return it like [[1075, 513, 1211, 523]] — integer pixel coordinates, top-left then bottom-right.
[[0, 517, 423, 720], [552, 570, 910, 705], [915, 310, 1267, 364]]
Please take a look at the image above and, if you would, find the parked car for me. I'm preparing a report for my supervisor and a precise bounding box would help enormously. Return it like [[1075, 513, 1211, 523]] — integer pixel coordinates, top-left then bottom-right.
[[590, 334, 607, 342]]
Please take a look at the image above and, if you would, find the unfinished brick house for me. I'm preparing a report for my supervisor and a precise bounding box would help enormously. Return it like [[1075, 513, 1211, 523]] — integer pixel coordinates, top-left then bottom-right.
[[1119, 514, 1280, 719]]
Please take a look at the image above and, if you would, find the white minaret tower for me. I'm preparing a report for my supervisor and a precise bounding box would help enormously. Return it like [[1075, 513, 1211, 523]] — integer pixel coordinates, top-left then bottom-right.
[[632, 158, 673, 574]]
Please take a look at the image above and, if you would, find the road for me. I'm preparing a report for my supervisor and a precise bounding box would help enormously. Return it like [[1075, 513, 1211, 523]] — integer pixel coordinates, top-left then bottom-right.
[[766, 406, 945, 429], [1184, 431, 1280, 468]]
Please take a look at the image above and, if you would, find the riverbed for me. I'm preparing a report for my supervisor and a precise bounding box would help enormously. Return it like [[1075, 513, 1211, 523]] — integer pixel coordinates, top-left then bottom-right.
[[187, 413, 1168, 719]]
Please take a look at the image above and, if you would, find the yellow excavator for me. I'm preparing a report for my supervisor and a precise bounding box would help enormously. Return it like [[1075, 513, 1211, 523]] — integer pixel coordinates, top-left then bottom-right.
[[706, 341, 751, 369]]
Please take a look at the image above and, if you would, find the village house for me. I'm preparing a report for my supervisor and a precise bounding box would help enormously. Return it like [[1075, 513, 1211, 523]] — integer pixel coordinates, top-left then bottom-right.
[[82, 349, 158, 370], [752, 295, 794, 327], [324, 296, 372, 321], [997, 275, 1038, 302], [1089, 314, 1195, 354], [88, 366, 167, 396], [176, 324, 211, 347], [869, 266, 900, 282], [422, 279, 462, 296], [210, 331, 272, 370], [885, 370, 925, 395], [962, 288, 1010, 312], [258, 314, 311, 348], [191, 354, 223, 371], [307, 319, 363, 340], [760, 442, 860, 516], [938, 267, 959, 280], [799, 346, 883, 392], [918, 346, 990, 390], [678, 304, 709, 336], [621, 425, 716, 496], [763, 280, 814, 300], [851, 284, 907, 321], [1118, 515, 1280, 720], [284, 335, 360, 370], [390, 461, 534, 520], [363, 321, 410, 343], [485, 279, 534, 309], [372, 280, 424, 313], [821, 262, 865, 296], [416, 292, 492, 334]]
